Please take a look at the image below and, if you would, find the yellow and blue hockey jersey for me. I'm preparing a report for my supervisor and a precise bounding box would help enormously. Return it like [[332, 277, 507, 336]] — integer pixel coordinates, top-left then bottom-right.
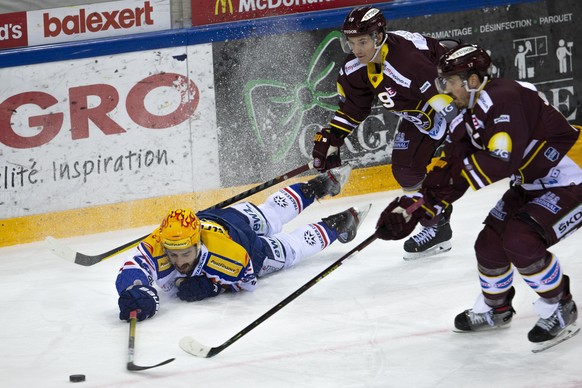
[[116, 208, 267, 296]]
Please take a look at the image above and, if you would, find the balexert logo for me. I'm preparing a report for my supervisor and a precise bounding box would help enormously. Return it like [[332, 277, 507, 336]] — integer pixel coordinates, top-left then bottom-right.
[[43, 0, 155, 37]]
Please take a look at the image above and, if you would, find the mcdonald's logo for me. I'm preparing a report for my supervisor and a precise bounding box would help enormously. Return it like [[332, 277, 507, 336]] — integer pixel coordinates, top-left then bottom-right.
[[215, 0, 233, 15]]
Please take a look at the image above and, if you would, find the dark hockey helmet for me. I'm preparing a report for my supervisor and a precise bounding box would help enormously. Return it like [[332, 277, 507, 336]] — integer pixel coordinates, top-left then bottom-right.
[[342, 6, 387, 37], [437, 43, 492, 80]]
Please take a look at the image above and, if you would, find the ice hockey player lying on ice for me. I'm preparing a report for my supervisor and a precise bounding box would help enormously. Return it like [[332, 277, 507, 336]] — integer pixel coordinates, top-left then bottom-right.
[[116, 164, 370, 321], [374, 44, 581, 352]]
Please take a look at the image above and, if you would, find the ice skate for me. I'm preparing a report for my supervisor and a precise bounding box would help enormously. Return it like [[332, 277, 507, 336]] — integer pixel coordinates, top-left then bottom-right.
[[300, 163, 352, 200], [403, 204, 452, 260], [454, 287, 515, 332], [528, 275, 580, 352], [322, 204, 371, 243]]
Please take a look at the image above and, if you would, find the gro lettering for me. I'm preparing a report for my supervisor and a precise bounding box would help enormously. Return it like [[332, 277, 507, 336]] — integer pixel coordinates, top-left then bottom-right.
[[0, 73, 199, 149]]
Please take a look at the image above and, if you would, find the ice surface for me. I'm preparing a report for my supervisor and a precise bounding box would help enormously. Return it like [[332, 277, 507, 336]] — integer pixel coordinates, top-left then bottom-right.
[[1, 181, 581, 387]]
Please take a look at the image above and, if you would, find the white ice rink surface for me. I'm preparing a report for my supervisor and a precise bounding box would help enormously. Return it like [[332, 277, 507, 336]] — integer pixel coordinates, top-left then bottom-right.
[[1, 182, 581, 388]]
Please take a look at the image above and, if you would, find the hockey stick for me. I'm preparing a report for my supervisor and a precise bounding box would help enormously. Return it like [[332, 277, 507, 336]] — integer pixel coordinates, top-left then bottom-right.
[[206, 161, 313, 210], [46, 162, 314, 266], [179, 199, 427, 358], [179, 233, 378, 358], [127, 310, 175, 371]]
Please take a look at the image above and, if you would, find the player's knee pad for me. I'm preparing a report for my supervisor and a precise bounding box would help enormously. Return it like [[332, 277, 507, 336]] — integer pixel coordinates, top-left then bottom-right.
[[391, 165, 425, 192], [474, 225, 509, 268], [256, 185, 308, 235], [502, 217, 547, 268]]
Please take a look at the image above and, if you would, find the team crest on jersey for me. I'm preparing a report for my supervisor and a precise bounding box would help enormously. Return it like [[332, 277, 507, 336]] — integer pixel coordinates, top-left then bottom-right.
[[394, 111, 429, 131], [385, 86, 397, 97], [532, 192, 562, 214], [279, 188, 301, 211], [273, 193, 290, 208], [490, 200, 507, 221], [393, 132, 410, 150], [303, 229, 317, 246], [488, 132, 512, 162]]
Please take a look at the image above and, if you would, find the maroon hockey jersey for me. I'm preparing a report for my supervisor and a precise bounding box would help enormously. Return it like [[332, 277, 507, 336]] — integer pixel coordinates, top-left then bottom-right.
[[447, 79, 581, 191], [329, 31, 450, 140]]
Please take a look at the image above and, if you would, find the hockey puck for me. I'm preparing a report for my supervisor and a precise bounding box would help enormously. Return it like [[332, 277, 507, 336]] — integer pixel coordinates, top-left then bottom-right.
[[69, 374, 86, 383]]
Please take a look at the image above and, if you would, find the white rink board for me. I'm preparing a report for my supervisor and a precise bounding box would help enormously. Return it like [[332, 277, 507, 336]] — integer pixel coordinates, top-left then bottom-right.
[[0, 43, 219, 219]]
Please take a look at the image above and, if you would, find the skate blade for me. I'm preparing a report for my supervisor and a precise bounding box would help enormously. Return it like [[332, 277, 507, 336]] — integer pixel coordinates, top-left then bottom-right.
[[403, 240, 452, 261], [354, 203, 372, 228], [452, 323, 512, 333], [531, 323, 580, 353], [330, 163, 353, 190]]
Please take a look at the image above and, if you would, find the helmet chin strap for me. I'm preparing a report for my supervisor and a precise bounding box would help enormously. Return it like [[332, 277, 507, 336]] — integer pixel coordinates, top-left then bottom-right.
[[370, 31, 388, 62], [465, 76, 489, 109]]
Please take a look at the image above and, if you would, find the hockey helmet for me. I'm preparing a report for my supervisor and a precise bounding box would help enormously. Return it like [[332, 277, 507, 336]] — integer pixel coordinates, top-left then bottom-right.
[[159, 209, 201, 250], [437, 43, 492, 81], [342, 7, 387, 37]]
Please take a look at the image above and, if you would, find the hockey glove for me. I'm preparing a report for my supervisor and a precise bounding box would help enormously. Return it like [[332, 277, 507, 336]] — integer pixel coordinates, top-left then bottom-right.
[[312, 129, 344, 172], [118, 284, 159, 321], [423, 156, 469, 205], [375, 194, 438, 241], [177, 276, 221, 302]]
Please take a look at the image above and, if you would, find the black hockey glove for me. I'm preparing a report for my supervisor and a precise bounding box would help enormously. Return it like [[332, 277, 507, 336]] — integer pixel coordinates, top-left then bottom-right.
[[177, 276, 221, 302], [312, 129, 344, 172], [375, 194, 438, 240], [118, 284, 159, 321], [423, 156, 469, 205]]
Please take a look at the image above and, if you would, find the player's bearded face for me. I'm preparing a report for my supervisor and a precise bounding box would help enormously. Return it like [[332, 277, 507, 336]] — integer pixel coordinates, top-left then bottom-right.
[[166, 244, 200, 274], [346, 35, 377, 64], [443, 75, 470, 109]]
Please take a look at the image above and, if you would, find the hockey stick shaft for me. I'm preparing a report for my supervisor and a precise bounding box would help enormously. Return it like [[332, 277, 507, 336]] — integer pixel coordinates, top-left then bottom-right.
[[127, 310, 175, 371], [47, 162, 313, 266], [206, 162, 313, 210], [179, 233, 378, 358]]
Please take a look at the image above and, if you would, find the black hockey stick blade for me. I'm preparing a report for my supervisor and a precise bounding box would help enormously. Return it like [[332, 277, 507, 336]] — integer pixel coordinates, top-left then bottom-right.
[[45, 234, 146, 266], [127, 310, 175, 371], [46, 162, 314, 266], [180, 218, 376, 358], [127, 358, 176, 371]]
